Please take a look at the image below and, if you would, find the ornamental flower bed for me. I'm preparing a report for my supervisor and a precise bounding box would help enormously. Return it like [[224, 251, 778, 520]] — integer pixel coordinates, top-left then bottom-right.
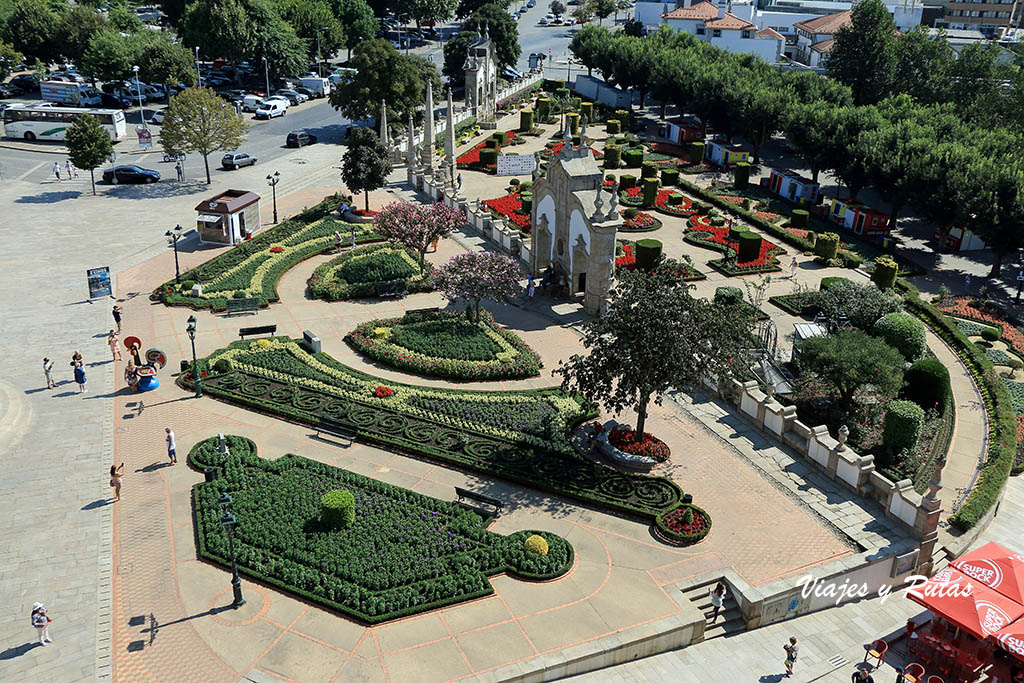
[[938, 296, 1024, 356], [307, 243, 434, 301], [615, 241, 704, 281], [608, 427, 671, 462], [657, 504, 712, 544], [621, 211, 662, 232], [483, 191, 531, 233], [350, 208, 378, 217], [653, 190, 697, 218], [346, 309, 543, 381], [685, 213, 784, 275], [190, 435, 574, 623], [457, 132, 525, 169]]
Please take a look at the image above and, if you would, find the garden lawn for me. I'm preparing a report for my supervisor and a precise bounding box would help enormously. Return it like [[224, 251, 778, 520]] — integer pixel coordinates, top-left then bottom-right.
[[191, 435, 572, 624], [346, 309, 542, 380], [307, 243, 434, 301]]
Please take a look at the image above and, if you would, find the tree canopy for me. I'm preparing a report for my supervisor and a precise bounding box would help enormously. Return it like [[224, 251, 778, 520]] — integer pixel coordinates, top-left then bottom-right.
[[825, 0, 897, 106], [372, 199, 465, 267], [797, 330, 904, 409], [330, 0, 377, 60], [434, 251, 521, 320], [65, 113, 113, 195], [330, 39, 441, 122], [158, 87, 247, 184], [463, 3, 520, 69], [342, 127, 392, 212]]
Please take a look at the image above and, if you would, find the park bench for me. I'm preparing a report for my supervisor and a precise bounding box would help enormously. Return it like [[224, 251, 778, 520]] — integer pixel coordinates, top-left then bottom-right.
[[238, 324, 277, 339], [375, 281, 407, 298], [454, 486, 504, 518], [403, 306, 440, 319], [225, 297, 260, 315], [315, 416, 358, 442]]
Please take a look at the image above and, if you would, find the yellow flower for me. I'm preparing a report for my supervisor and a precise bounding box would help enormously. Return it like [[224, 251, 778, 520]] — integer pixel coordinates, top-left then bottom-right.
[[373, 327, 390, 338]]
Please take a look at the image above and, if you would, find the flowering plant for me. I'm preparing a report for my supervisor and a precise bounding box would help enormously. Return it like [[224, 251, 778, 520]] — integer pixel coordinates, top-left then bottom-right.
[[374, 201, 465, 270], [483, 192, 531, 232], [269, 246, 284, 253], [686, 213, 783, 268], [374, 385, 394, 398], [608, 427, 671, 462]]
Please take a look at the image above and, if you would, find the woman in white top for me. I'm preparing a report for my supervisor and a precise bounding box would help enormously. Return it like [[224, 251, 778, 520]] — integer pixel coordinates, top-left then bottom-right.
[[709, 581, 727, 622]]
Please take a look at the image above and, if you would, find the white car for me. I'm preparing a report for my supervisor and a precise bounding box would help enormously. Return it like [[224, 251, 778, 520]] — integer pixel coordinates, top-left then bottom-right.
[[539, 16, 549, 24], [254, 100, 287, 119], [265, 95, 292, 108], [150, 109, 166, 124]]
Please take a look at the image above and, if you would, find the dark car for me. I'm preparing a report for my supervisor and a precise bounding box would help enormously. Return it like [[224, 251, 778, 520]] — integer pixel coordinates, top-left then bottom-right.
[[0, 83, 22, 98], [294, 86, 319, 100], [221, 152, 257, 169], [99, 92, 131, 109], [102, 165, 161, 184], [9, 74, 39, 91], [273, 89, 304, 105], [286, 130, 317, 147]]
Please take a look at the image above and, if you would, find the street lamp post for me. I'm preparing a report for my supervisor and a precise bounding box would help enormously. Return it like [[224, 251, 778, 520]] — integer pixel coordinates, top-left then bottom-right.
[[186, 315, 203, 398], [194, 47, 202, 87], [218, 493, 246, 609], [132, 65, 145, 124], [316, 26, 329, 78], [165, 224, 184, 283], [262, 56, 270, 98], [267, 172, 280, 224]]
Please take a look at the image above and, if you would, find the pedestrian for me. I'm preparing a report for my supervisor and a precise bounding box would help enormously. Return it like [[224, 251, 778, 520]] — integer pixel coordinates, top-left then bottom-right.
[[457, 173, 462, 191], [350, 225, 356, 249], [790, 256, 798, 279], [334, 230, 343, 252], [42, 357, 56, 389], [965, 273, 972, 294], [31, 603, 52, 646], [783, 636, 798, 677], [851, 669, 875, 683], [165, 427, 177, 465], [112, 305, 122, 333], [109, 463, 124, 502], [175, 160, 183, 181], [527, 273, 535, 299], [709, 581, 727, 622], [125, 360, 138, 392], [53, 162, 61, 182], [73, 361, 87, 393], [66, 159, 76, 179], [107, 330, 122, 361]]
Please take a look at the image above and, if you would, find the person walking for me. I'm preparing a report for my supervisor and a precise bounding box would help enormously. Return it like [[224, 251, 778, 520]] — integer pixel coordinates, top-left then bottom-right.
[[107, 330, 122, 361], [709, 581, 727, 622], [73, 361, 87, 393], [53, 162, 61, 182], [66, 159, 77, 179], [790, 256, 798, 279], [31, 603, 52, 645], [783, 636, 799, 677], [165, 427, 177, 465], [43, 357, 56, 389], [851, 669, 875, 682], [527, 273, 535, 300], [109, 463, 124, 502], [112, 305, 122, 333], [334, 230, 343, 252]]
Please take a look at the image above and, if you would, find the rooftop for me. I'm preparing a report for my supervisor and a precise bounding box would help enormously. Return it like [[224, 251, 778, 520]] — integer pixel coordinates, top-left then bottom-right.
[[662, 1, 719, 19], [706, 12, 757, 29], [793, 10, 852, 34]]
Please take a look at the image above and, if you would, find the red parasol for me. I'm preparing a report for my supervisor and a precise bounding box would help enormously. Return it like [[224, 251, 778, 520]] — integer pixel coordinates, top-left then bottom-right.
[[952, 541, 1024, 606], [906, 567, 1024, 640], [990, 619, 1024, 662]]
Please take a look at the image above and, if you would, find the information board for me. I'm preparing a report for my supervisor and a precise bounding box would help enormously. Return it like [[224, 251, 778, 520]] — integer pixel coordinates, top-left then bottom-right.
[[496, 154, 535, 177], [87, 266, 112, 299]]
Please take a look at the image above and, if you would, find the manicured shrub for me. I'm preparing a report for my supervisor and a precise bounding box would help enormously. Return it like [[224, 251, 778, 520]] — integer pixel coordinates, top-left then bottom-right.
[[641, 161, 658, 179], [635, 238, 662, 271], [814, 232, 840, 260], [715, 286, 743, 305], [537, 97, 550, 119], [580, 100, 593, 122], [690, 141, 705, 163], [524, 534, 549, 555], [606, 119, 620, 134], [232, 290, 248, 299], [604, 144, 621, 168], [981, 326, 1002, 343], [180, 279, 196, 292], [737, 231, 762, 262], [620, 174, 637, 190], [479, 148, 498, 166], [554, 87, 571, 102], [520, 192, 533, 213], [520, 180, 532, 190], [641, 177, 659, 207], [321, 489, 355, 530], [519, 108, 533, 131], [623, 207, 639, 219], [734, 162, 749, 189], [742, 198, 752, 211], [667, 193, 683, 206], [567, 112, 580, 134], [661, 167, 679, 186], [902, 357, 952, 410], [791, 209, 809, 229], [623, 149, 643, 168], [492, 131, 508, 144], [605, 173, 615, 182], [818, 279, 901, 330], [874, 312, 927, 361], [883, 400, 925, 454], [213, 358, 233, 373], [509, 178, 520, 187], [872, 256, 899, 289]]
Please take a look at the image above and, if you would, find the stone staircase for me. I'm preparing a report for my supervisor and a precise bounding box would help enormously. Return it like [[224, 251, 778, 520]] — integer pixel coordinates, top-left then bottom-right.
[[681, 578, 747, 640]]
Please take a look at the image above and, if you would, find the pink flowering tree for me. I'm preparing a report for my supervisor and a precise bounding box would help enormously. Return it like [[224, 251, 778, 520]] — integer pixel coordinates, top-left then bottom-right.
[[373, 201, 465, 272], [434, 252, 522, 321]]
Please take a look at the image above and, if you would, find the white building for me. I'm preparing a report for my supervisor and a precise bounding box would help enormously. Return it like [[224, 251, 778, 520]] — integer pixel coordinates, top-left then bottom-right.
[[793, 10, 851, 66], [660, 1, 786, 63]]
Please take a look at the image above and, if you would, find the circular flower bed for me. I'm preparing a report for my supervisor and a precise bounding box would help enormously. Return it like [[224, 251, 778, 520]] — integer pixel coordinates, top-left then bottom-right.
[[608, 427, 671, 462], [621, 211, 662, 232], [657, 504, 712, 545]]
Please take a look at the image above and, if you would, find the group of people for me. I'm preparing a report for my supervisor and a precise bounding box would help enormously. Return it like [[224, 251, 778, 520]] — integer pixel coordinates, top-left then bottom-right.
[[52, 160, 78, 182]]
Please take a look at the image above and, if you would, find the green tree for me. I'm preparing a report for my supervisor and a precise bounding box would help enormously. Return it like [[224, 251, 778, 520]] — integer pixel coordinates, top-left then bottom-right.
[[736, 71, 792, 163], [330, 0, 377, 60], [341, 126, 392, 212], [55, 5, 108, 65], [456, 0, 509, 18], [157, 0, 187, 29], [107, 2, 143, 32], [65, 112, 113, 195], [569, 23, 615, 78], [784, 103, 841, 183], [464, 3, 520, 69], [556, 263, 753, 436], [158, 87, 248, 184], [591, 0, 615, 24], [797, 330, 904, 409], [4, 0, 62, 61], [180, 0, 251, 63], [443, 29, 477, 87], [398, 0, 457, 26], [831, 105, 884, 200], [948, 42, 1013, 126], [550, 0, 566, 15], [892, 26, 953, 105], [781, 67, 852, 108], [82, 29, 138, 84], [330, 38, 440, 122], [0, 39, 22, 81], [276, 0, 345, 62], [611, 35, 656, 109], [136, 33, 196, 100], [571, 2, 593, 22], [825, 0, 897, 105], [247, 0, 309, 80]]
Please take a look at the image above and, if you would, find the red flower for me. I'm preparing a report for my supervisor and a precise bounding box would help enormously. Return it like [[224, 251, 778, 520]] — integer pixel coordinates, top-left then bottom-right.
[[608, 427, 671, 462], [483, 191, 531, 231], [269, 246, 283, 253], [374, 385, 394, 398], [686, 213, 783, 267]]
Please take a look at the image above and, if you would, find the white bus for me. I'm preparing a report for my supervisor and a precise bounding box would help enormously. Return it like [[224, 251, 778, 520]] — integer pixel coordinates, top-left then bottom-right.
[[2, 105, 128, 142]]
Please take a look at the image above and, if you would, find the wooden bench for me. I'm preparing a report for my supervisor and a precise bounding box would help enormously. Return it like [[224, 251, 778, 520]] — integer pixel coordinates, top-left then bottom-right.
[[225, 297, 260, 315], [376, 281, 407, 298], [403, 306, 440, 319], [238, 324, 277, 339], [454, 487, 504, 517], [315, 416, 358, 441]]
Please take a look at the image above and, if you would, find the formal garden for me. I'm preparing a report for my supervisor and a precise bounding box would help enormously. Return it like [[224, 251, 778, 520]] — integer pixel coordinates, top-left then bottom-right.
[[306, 243, 434, 301], [190, 435, 574, 623]]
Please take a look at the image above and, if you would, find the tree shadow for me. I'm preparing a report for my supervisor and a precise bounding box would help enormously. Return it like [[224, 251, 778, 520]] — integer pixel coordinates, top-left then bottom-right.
[[105, 179, 209, 200], [15, 190, 83, 203]]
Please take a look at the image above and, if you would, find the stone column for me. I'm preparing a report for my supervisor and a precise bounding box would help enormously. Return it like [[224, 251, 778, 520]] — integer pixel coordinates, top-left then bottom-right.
[[420, 80, 435, 172]]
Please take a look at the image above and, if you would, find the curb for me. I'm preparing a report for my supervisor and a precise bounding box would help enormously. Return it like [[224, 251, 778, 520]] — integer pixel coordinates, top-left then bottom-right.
[[0, 141, 160, 156]]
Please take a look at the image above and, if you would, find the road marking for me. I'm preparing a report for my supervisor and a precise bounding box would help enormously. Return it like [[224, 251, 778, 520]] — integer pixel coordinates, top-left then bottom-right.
[[16, 161, 47, 180]]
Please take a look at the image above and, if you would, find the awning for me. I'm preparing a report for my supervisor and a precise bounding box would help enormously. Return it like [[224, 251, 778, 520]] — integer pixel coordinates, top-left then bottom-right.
[[906, 567, 1024, 640], [990, 620, 1024, 662], [952, 542, 1024, 605], [197, 214, 222, 224]]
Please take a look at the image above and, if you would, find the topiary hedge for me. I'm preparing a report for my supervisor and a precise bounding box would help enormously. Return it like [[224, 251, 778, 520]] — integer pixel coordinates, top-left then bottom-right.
[[661, 167, 679, 186], [635, 238, 662, 271], [321, 489, 355, 529], [519, 108, 533, 131], [902, 356, 952, 412], [814, 232, 840, 260], [641, 177, 659, 207], [606, 118, 620, 134], [641, 161, 659, 179], [883, 400, 925, 455], [537, 97, 550, 119], [734, 162, 749, 189], [791, 209, 809, 229], [737, 231, 762, 262], [689, 141, 705, 163], [873, 256, 899, 289], [620, 174, 637, 190], [981, 326, 1002, 343], [874, 312, 927, 361], [623, 149, 644, 168], [567, 112, 580, 134], [480, 148, 498, 166], [604, 144, 621, 169]]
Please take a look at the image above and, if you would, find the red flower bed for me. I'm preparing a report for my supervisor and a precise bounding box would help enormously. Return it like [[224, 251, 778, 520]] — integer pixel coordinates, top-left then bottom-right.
[[608, 427, 671, 462], [661, 506, 708, 536], [483, 191, 531, 232], [615, 243, 636, 270], [269, 246, 283, 253], [545, 141, 603, 159], [374, 385, 394, 398], [938, 296, 1024, 354], [649, 141, 690, 158], [350, 208, 378, 217], [687, 213, 783, 267], [754, 209, 781, 222], [655, 190, 696, 217], [623, 211, 658, 231], [716, 194, 745, 205], [786, 227, 813, 241]]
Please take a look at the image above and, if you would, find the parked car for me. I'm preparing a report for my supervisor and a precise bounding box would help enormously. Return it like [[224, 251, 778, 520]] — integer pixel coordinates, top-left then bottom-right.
[[221, 152, 257, 169], [294, 86, 318, 100], [0, 84, 22, 98], [273, 89, 306, 105], [102, 165, 161, 184], [241, 94, 265, 112], [528, 0, 536, 7], [264, 95, 292, 107], [9, 75, 39, 91], [150, 108, 167, 124], [206, 75, 232, 87], [254, 100, 287, 119], [539, 16, 549, 24], [286, 129, 317, 147]]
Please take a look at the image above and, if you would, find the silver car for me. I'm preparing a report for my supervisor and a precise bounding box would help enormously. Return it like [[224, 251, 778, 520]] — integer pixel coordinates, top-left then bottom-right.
[[221, 152, 257, 170]]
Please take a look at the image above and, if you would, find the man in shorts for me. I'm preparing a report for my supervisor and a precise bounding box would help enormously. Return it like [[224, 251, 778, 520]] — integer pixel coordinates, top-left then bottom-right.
[[165, 427, 177, 465]]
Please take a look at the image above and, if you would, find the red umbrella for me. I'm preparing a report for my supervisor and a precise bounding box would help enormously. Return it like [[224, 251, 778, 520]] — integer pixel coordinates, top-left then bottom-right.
[[952, 541, 1024, 605], [906, 567, 1024, 640], [990, 620, 1024, 662]]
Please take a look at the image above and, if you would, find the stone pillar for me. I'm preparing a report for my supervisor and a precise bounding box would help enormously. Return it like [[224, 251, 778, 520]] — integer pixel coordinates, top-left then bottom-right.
[[420, 81, 435, 172]]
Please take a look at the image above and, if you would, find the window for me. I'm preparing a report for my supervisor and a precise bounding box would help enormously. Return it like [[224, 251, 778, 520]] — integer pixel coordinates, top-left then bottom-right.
[[696, 27, 705, 34], [742, 30, 752, 38], [712, 29, 721, 37]]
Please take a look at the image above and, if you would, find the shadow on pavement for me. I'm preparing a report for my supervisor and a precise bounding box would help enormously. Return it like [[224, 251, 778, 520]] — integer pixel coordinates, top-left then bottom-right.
[[15, 190, 82, 203], [82, 499, 111, 510], [105, 180, 208, 200], [0, 642, 42, 659]]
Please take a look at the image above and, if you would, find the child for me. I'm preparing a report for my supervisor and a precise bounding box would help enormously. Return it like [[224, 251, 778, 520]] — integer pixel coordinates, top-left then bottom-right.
[[783, 636, 798, 677]]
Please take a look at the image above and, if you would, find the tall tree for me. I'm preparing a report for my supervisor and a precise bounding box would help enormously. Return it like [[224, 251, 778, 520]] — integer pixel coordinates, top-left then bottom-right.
[[342, 127, 392, 212], [782, 68, 852, 108], [136, 33, 196, 100], [831, 105, 884, 200], [55, 5, 108, 65], [434, 251, 521, 321], [276, 0, 345, 62], [0, 40, 22, 81], [330, 39, 440, 122], [107, 2, 143, 32], [456, 0, 510, 18], [158, 87, 248, 184], [463, 3, 520, 69], [443, 30, 478, 87], [372, 200, 466, 268], [82, 29, 138, 84], [798, 330, 904, 410], [65, 112, 113, 196], [3, 0, 62, 61], [569, 23, 614, 78], [825, 0, 897, 105], [157, 0, 188, 29], [591, 0, 615, 24], [398, 0, 457, 27], [246, 0, 309, 80], [549, 0, 566, 15], [556, 264, 752, 436], [736, 71, 792, 163], [610, 35, 655, 109], [180, 0, 251, 63], [783, 103, 841, 184], [892, 26, 953, 105], [947, 42, 1013, 126], [331, 0, 377, 61]]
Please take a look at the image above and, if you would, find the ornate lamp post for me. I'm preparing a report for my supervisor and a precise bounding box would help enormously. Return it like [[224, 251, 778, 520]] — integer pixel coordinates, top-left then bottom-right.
[[266, 172, 280, 224], [186, 315, 202, 398], [165, 224, 184, 283], [218, 493, 246, 608]]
